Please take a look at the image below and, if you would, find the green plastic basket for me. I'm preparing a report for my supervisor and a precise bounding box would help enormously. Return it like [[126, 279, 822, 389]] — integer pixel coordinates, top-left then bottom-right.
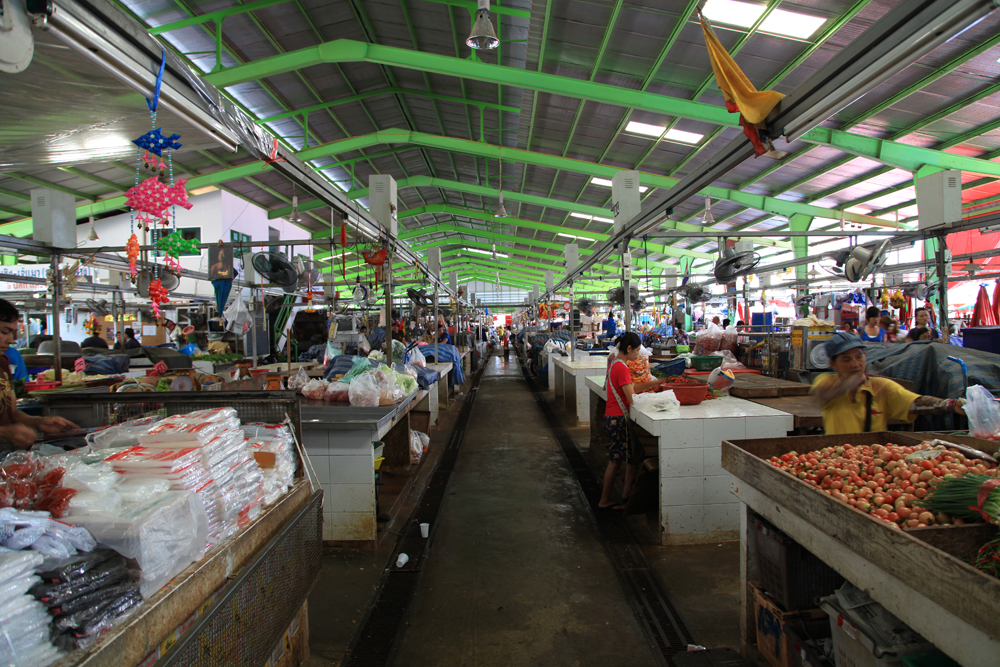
[[690, 355, 723, 371]]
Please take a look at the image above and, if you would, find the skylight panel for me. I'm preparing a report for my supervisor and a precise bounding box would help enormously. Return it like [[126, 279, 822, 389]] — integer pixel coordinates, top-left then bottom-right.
[[702, 0, 766, 29], [759, 9, 827, 39], [664, 129, 704, 144], [625, 121, 665, 138]]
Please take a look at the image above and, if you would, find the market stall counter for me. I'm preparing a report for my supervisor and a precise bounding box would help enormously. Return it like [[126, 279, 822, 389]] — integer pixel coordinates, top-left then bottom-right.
[[554, 356, 609, 426], [426, 362, 453, 408], [300, 389, 426, 545], [723, 432, 1000, 667], [21, 391, 321, 667], [585, 376, 793, 545]]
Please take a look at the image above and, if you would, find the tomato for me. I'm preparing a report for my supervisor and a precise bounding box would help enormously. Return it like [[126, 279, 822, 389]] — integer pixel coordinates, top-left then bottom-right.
[[780, 454, 792, 462]]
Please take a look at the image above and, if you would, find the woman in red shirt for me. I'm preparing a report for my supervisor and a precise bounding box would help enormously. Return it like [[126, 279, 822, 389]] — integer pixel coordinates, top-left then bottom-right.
[[600, 332, 666, 510]]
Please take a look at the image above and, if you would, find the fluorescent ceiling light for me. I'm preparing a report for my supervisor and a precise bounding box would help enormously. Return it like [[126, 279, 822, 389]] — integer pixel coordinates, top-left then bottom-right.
[[570, 212, 592, 220], [664, 129, 704, 144], [189, 185, 219, 196], [557, 232, 585, 239], [702, 0, 766, 29], [625, 121, 664, 138], [593, 216, 614, 224], [590, 177, 647, 193], [759, 9, 827, 39]]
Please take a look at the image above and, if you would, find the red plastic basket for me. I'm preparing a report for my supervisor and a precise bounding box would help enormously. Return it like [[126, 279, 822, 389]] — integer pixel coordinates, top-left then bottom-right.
[[661, 382, 708, 405], [25, 380, 60, 392]]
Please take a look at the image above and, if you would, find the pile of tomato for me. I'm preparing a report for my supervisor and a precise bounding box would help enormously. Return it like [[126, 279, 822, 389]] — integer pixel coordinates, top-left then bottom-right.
[[768, 442, 998, 528]]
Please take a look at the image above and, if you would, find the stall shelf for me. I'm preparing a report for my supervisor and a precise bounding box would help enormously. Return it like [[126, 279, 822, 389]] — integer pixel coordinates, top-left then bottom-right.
[[35, 390, 321, 667], [586, 376, 793, 545], [300, 389, 427, 545], [553, 356, 608, 426], [722, 432, 1000, 667]]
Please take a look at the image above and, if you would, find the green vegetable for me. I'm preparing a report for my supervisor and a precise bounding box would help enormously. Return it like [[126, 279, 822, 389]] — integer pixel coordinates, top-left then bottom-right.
[[969, 531, 1000, 579], [191, 353, 244, 362], [918, 474, 1000, 523]]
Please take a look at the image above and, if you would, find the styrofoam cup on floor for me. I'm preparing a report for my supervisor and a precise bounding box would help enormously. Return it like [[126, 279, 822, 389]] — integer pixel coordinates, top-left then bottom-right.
[[420, 522, 430, 538]]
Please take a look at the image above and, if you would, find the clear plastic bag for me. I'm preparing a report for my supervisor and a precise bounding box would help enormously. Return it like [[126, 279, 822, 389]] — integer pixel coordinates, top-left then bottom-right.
[[965, 384, 1000, 440], [694, 322, 723, 355], [61, 462, 120, 494], [632, 391, 681, 415], [86, 415, 163, 450], [711, 349, 747, 371], [118, 477, 171, 504], [375, 368, 399, 406], [62, 491, 209, 599], [408, 346, 426, 367], [639, 345, 653, 358], [301, 379, 329, 401], [138, 418, 240, 445], [67, 490, 123, 516], [324, 381, 350, 402], [720, 326, 738, 353], [287, 367, 309, 391], [409, 430, 429, 465], [349, 372, 380, 408]]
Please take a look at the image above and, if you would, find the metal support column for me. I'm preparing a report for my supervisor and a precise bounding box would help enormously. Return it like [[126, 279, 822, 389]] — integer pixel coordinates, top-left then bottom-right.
[[623, 245, 632, 333], [50, 255, 62, 382], [385, 251, 393, 365], [935, 238, 950, 340], [569, 281, 576, 362], [433, 290, 439, 363]]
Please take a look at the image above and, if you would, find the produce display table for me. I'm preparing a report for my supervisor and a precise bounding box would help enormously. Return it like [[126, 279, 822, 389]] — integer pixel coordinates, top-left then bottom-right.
[[722, 432, 1000, 667], [554, 356, 608, 425], [585, 376, 793, 544], [300, 389, 423, 544]]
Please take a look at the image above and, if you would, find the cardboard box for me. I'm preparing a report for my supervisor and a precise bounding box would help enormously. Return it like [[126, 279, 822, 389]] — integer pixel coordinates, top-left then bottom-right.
[[751, 581, 825, 667]]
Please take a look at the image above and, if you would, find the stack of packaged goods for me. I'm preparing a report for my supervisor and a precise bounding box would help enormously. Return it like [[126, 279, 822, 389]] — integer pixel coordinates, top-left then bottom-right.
[[242, 423, 297, 505], [0, 551, 61, 667], [132, 407, 265, 542], [31, 549, 141, 651]]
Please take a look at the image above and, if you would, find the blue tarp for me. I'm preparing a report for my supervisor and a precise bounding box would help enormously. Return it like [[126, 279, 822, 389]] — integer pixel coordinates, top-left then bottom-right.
[[866, 340, 1000, 430], [84, 354, 130, 375], [418, 343, 466, 384]]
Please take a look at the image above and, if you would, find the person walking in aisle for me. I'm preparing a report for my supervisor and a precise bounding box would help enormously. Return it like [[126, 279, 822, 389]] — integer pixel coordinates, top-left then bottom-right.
[[599, 332, 667, 510]]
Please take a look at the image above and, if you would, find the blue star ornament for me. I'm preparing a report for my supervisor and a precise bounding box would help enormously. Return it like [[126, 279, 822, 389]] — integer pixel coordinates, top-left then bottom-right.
[[132, 128, 182, 157]]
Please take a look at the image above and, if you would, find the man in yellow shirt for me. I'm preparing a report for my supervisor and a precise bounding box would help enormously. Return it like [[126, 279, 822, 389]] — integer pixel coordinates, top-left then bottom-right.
[[812, 332, 965, 434]]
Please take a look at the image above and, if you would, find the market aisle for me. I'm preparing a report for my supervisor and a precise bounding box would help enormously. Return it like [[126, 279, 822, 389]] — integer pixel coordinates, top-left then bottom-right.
[[393, 354, 656, 666]]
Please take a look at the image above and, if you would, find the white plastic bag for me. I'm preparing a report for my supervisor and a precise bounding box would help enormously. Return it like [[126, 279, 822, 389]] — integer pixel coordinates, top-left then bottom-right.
[[711, 349, 746, 371], [694, 322, 723, 355], [61, 461, 120, 494], [409, 346, 426, 367], [721, 326, 738, 352], [965, 385, 1000, 440], [409, 430, 430, 464], [62, 490, 208, 599], [639, 345, 653, 357], [86, 415, 163, 450], [324, 380, 351, 402], [287, 367, 309, 391], [632, 391, 681, 416], [349, 372, 380, 408], [301, 379, 329, 401], [223, 297, 250, 334]]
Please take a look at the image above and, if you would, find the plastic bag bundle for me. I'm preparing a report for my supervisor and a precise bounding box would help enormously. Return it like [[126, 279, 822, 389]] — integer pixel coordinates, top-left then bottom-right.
[[0, 508, 95, 558], [965, 384, 1000, 440], [720, 326, 738, 353], [104, 447, 203, 475], [0, 550, 60, 667], [63, 490, 208, 599], [301, 379, 329, 401], [249, 437, 296, 504], [138, 417, 240, 446], [287, 367, 310, 391], [349, 371, 380, 408], [51, 584, 142, 651], [710, 349, 747, 371], [241, 423, 292, 441], [409, 430, 430, 465], [86, 415, 163, 451], [61, 461, 120, 494], [408, 346, 426, 367]]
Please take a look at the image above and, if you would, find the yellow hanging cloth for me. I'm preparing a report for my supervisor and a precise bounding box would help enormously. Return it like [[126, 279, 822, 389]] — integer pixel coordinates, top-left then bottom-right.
[[700, 17, 785, 125]]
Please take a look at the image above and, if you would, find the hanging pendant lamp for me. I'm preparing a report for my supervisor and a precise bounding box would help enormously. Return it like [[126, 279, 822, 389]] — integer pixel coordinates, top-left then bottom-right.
[[467, 0, 499, 50]]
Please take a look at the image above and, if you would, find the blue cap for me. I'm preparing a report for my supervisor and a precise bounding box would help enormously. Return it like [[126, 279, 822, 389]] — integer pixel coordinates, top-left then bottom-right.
[[825, 331, 866, 360]]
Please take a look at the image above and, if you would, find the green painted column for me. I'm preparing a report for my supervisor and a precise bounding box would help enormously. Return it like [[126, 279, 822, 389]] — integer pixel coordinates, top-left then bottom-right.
[[789, 213, 813, 318]]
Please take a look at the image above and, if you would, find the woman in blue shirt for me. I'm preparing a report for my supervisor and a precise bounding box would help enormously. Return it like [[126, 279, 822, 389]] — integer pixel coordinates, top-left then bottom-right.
[[858, 306, 886, 342]]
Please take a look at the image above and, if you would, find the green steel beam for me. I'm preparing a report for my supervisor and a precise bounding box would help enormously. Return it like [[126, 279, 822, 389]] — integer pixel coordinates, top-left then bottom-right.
[[203, 40, 739, 127], [281, 131, 892, 226], [799, 127, 1000, 176], [6, 173, 96, 201]]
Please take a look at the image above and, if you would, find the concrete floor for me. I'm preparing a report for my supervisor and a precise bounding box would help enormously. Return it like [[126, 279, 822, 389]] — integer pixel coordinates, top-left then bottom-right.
[[307, 353, 742, 666]]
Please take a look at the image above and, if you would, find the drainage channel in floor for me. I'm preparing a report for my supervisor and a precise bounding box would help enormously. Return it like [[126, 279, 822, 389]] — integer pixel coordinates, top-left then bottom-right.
[[340, 359, 489, 667], [518, 355, 696, 667]]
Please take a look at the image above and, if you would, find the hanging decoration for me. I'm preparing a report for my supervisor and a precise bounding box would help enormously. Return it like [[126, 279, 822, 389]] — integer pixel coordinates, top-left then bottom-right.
[[262, 138, 287, 168], [700, 13, 785, 158], [125, 49, 191, 316], [993, 279, 1000, 324], [363, 245, 388, 288], [890, 289, 905, 309], [210, 241, 233, 322]]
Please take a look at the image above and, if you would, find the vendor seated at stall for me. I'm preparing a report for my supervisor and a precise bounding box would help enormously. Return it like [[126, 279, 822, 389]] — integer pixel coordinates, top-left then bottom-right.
[[599, 332, 668, 510], [437, 325, 452, 345], [601, 312, 616, 339], [812, 332, 965, 435], [81, 322, 109, 349], [0, 299, 78, 449], [913, 307, 941, 340], [906, 327, 932, 342], [859, 306, 886, 342]]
